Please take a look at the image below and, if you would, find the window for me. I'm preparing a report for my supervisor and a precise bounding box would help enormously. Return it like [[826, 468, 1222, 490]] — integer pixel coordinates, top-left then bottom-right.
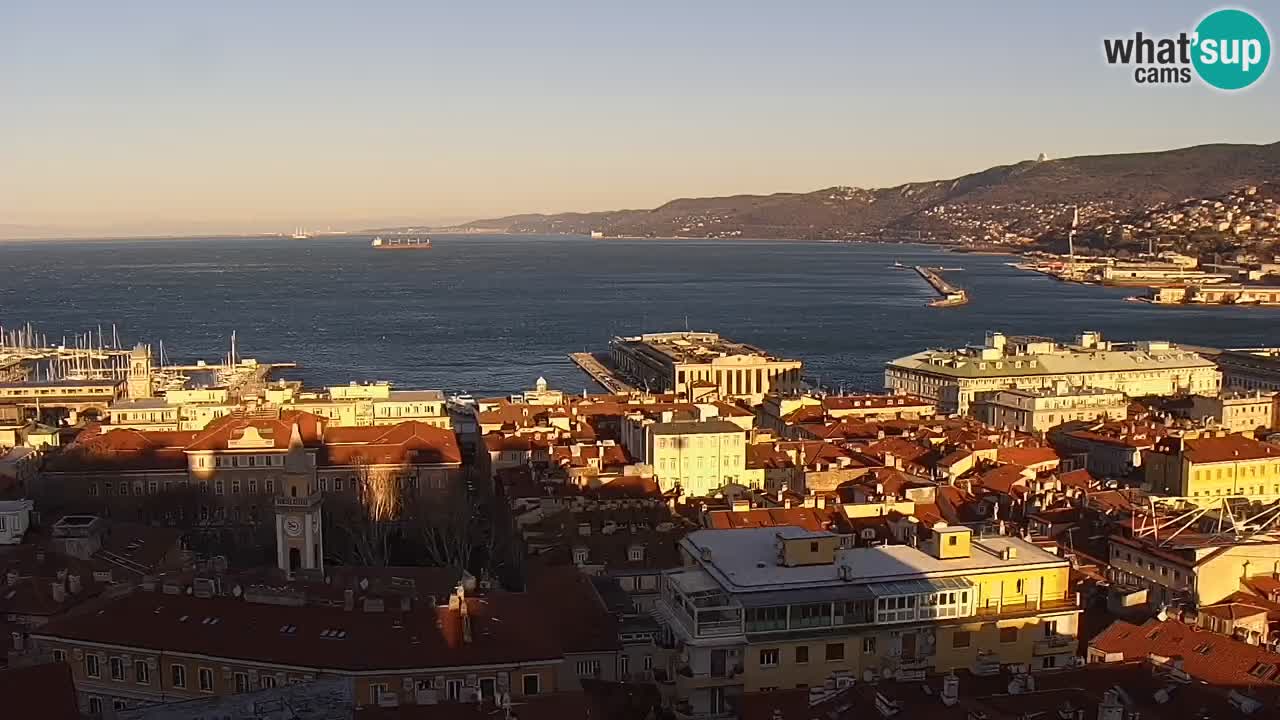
[[576, 660, 601, 677], [135, 660, 150, 685], [171, 665, 186, 688], [1042, 655, 1058, 669], [334, 479, 343, 492], [948, 535, 958, 546], [479, 677, 497, 700], [113, 700, 127, 712], [643, 655, 654, 671], [235, 672, 250, 693], [759, 649, 780, 667], [809, 541, 819, 552], [88, 697, 102, 715], [1000, 626, 1019, 644], [825, 643, 844, 661], [573, 548, 589, 564], [629, 546, 645, 562], [522, 673, 541, 696], [863, 637, 877, 654], [952, 631, 972, 649], [745, 605, 788, 632], [198, 667, 214, 692], [85, 655, 100, 678], [371, 683, 389, 704], [446, 679, 463, 700], [260, 675, 277, 689], [266, 479, 275, 494], [110, 657, 125, 681], [795, 646, 809, 664], [52, 649, 66, 663], [792, 602, 833, 628]]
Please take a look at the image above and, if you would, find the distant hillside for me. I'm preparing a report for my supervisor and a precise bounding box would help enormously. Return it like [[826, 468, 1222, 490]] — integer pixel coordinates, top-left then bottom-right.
[[447, 141, 1280, 240]]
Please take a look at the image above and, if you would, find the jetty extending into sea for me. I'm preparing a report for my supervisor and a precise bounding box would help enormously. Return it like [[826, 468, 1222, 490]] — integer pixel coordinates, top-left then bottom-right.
[[915, 266, 969, 307]]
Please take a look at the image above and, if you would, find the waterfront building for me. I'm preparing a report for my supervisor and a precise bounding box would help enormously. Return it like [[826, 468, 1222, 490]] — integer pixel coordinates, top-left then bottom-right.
[[621, 417, 748, 497], [653, 525, 1079, 718], [885, 331, 1220, 415], [1143, 431, 1280, 498], [1213, 347, 1280, 392], [609, 332, 803, 405], [970, 383, 1128, 434], [0, 379, 124, 420]]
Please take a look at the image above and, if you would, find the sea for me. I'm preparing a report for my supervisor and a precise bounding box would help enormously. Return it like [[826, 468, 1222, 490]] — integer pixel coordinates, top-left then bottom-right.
[[2, 235, 1278, 396]]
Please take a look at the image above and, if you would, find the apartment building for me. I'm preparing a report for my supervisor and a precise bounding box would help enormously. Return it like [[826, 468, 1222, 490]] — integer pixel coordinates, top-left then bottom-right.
[[1143, 432, 1280, 498], [1107, 532, 1280, 606], [609, 332, 803, 405], [621, 417, 747, 497], [971, 384, 1128, 434], [40, 409, 463, 525], [757, 393, 935, 436], [652, 525, 1078, 718], [1186, 390, 1278, 433], [885, 331, 1220, 414]]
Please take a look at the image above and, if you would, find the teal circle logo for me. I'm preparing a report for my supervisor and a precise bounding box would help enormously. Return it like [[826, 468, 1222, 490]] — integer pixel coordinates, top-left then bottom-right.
[[1192, 9, 1270, 90]]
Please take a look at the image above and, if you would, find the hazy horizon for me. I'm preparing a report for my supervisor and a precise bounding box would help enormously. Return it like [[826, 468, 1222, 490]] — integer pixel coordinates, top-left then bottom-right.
[[3, 1, 1278, 239]]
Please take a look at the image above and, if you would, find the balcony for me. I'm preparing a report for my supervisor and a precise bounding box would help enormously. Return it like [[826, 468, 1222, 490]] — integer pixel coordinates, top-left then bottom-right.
[[1033, 633, 1077, 656], [274, 493, 320, 508], [973, 592, 1079, 620]]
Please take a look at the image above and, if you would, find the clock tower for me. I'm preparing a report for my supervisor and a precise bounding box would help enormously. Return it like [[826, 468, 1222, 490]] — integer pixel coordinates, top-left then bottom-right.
[[274, 423, 324, 576]]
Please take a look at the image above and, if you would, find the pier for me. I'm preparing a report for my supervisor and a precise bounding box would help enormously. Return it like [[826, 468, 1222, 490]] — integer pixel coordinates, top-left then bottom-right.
[[915, 266, 969, 307], [569, 352, 638, 393]]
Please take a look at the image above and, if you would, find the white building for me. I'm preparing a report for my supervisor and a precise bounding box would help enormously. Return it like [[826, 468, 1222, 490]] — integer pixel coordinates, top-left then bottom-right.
[[972, 383, 1129, 433], [885, 331, 1220, 415]]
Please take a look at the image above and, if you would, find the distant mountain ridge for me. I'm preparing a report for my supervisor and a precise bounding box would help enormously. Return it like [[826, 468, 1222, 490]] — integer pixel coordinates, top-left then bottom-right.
[[448, 141, 1280, 240]]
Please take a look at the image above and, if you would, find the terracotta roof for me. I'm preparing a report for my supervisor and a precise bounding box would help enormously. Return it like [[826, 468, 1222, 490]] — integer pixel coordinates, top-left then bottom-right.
[[1184, 435, 1280, 464], [525, 566, 620, 654], [1058, 468, 1098, 490], [0, 662, 80, 720], [995, 446, 1061, 468], [705, 507, 829, 531], [977, 464, 1032, 494], [1090, 617, 1280, 689], [33, 589, 563, 671], [323, 422, 461, 466], [186, 410, 326, 451]]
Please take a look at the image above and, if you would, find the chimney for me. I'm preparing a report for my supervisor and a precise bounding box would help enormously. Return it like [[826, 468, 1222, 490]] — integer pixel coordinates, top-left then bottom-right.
[[68, 574, 83, 595], [50, 580, 66, 604], [343, 589, 355, 612]]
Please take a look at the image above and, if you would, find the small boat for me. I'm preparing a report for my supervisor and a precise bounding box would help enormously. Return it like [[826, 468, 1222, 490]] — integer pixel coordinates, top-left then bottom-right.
[[448, 393, 477, 410], [372, 236, 432, 250]]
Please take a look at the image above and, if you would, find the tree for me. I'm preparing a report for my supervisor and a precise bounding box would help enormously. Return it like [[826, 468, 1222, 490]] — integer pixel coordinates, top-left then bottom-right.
[[324, 458, 399, 567]]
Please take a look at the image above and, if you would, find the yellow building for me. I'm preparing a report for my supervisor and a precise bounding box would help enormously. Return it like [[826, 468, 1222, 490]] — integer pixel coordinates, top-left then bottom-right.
[[653, 525, 1078, 718], [1188, 391, 1277, 433], [1144, 432, 1280, 498], [622, 417, 747, 497]]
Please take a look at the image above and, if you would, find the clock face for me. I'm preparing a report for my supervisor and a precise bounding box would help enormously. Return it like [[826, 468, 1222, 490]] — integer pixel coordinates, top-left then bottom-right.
[[285, 518, 302, 537]]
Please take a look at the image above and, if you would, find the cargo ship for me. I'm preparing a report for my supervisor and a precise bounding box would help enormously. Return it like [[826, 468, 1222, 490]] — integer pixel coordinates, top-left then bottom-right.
[[371, 236, 432, 250]]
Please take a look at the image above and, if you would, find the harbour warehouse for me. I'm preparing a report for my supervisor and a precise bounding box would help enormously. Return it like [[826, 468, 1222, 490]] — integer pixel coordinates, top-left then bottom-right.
[[884, 331, 1221, 415]]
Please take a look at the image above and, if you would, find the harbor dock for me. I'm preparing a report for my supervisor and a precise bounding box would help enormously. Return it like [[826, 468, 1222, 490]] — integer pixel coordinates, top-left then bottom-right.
[[569, 352, 638, 393], [915, 266, 969, 307]]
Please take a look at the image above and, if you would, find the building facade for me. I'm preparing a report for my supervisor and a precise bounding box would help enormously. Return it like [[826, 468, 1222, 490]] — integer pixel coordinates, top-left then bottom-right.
[[1143, 432, 1280, 498], [972, 384, 1128, 434], [610, 333, 803, 405], [885, 332, 1220, 415], [621, 418, 747, 497], [652, 525, 1079, 719]]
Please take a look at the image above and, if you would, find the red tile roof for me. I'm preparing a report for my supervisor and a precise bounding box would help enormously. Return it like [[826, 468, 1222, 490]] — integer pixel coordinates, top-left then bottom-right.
[[186, 410, 326, 451], [324, 422, 461, 465], [995, 446, 1061, 468], [0, 662, 80, 720], [1184, 435, 1280, 464], [1090, 617, 1280, 689], [33, 589, 563, 671], [705, 507, 829, 531]]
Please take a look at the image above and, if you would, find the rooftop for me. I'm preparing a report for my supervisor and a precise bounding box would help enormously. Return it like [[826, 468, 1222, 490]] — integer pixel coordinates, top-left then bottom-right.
[[648, 419, 745, 436], [611, 331, 797, 365], [680, 526, 1066, 595]]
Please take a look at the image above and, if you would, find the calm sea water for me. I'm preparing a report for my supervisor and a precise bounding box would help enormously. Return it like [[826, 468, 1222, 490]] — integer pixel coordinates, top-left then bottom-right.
[[1, 235, 1278, 395]]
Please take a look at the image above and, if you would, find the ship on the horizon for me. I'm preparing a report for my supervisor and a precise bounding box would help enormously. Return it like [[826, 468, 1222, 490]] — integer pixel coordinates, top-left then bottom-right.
[[371, 236, 432, 250], [290, 227, 312, 239]]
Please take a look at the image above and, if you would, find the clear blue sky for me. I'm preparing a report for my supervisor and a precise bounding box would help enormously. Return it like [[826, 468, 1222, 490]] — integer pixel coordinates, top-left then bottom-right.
[[1, 1, 1276, 237]]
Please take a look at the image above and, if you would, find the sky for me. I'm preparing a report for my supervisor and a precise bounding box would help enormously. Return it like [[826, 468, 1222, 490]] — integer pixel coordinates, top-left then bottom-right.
[[1, 1, 1278, 238]]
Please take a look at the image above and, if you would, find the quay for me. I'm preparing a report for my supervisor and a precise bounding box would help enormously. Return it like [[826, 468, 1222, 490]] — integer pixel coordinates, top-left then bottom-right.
[[569, 352, 637, 393], [915, 266, 969, 307]]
